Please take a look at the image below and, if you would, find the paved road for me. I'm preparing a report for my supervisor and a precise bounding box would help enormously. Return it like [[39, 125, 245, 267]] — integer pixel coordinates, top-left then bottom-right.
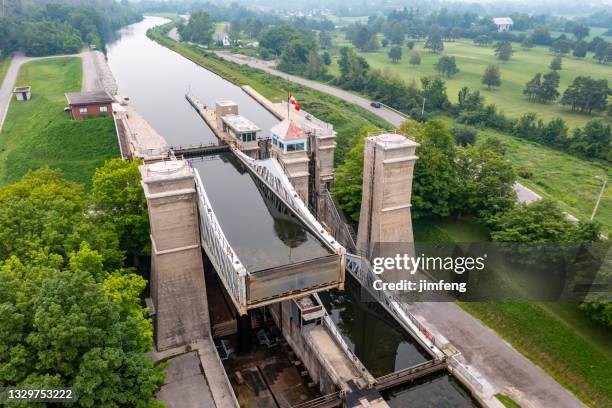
[[213, 51, 552, 209], [411, 301, 585, 408], [214, 51, 407, 127], [0, 50, 97, 132], [209, 50, 587, 407]]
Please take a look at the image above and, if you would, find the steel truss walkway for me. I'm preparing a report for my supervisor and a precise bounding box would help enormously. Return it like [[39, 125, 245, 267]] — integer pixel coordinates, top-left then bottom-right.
[[192, 147, 345, 315]]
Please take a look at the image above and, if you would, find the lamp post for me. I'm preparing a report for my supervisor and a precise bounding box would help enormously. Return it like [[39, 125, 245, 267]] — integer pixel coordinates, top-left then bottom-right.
[[590, 176, 607, 221]]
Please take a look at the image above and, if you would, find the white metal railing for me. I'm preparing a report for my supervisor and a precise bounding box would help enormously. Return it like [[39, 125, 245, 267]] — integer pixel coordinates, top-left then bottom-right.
[[345, 254, 440, 354], [449, 354, 484, 393], [233, 149, 345, 256], [313, 293, 375, 385], [193, 169, 247, 308]]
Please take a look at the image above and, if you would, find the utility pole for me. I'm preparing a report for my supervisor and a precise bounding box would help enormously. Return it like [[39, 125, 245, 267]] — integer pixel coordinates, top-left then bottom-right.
[[590, 177, 607, 221], [421, 97, 426, 117]]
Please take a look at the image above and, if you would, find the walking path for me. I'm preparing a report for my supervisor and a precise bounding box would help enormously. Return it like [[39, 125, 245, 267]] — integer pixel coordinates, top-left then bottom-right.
[[205, 50, 586, 407], [0, 50, 99, 132]]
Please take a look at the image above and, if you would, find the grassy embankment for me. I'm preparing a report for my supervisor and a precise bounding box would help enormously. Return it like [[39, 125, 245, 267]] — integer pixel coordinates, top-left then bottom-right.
[[148, 23, 391, 163], [149, 23, 612, 407], [415, 217, 612, 408], [327, 32, 612, 128], [0, 58, 119, 189]]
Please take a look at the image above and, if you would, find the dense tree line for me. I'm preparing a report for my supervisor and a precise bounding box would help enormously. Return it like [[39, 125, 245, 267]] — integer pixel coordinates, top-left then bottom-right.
[[0, 161, 162, 407], [0, 1, 141, 57]]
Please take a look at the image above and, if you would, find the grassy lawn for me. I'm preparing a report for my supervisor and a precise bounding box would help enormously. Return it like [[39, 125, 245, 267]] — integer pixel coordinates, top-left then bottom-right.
[[495, 394, 522, 408], [476, 124, 611, 232], [148, 24, 391, 163], [461, 302, 612, 408], [328, 33, 612, 128], [0, 58, 119, 189], [0, 55, 12, 86]]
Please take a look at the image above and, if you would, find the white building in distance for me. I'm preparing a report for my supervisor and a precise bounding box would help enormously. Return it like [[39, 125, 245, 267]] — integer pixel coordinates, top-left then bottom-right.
[[492, 17, 514, 32]]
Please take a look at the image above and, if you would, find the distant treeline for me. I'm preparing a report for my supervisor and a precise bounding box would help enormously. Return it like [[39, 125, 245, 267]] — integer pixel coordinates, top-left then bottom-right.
[[0, 1, 141, 57]]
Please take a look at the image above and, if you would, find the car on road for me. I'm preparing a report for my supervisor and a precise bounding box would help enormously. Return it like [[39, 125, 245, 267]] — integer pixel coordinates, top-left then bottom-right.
[[370, 101, 381, 108]]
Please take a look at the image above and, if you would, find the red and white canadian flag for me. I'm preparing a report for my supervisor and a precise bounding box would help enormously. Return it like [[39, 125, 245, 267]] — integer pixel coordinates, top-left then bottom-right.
[[288, 94, 300, 111]]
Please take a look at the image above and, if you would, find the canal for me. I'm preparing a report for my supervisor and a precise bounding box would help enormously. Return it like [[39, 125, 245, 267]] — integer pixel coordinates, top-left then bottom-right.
[[106, 16, 278, 146], [106, 17, 479, 408]]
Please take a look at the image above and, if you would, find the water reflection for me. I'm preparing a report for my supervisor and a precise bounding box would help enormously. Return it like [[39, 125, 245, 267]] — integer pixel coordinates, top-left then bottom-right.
[[190, 154, 330, 272], [383, 371, 480, 408], [106, 16, 278, 146], [319, 276, 430, 377]]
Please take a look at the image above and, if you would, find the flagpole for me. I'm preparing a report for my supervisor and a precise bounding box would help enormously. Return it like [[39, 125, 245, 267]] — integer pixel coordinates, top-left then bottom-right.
[[287, 92, 290, 121]]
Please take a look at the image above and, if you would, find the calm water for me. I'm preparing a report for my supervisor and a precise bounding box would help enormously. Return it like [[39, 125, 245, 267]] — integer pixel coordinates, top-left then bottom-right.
[[319, 275, 431, 377], [107, 17, 478, 405], [106, 17, 278, 146], [190, 154, 331, 271], [383, 371, 480, 408]]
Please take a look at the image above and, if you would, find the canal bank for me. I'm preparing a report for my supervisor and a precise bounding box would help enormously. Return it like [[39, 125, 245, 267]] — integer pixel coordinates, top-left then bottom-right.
[[107, 16, 485, 408]]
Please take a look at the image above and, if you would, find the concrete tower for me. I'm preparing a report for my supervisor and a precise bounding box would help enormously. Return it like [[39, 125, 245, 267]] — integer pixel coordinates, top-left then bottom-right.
[[270, 119, 310, 202], [356, 132, 419, 260], [140, 160, 210, 351]]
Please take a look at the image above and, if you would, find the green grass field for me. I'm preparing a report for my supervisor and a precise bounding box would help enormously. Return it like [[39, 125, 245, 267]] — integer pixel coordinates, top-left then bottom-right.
[[495, 394, 522, 408], [461, 301, 612, 408], [327, 33, 612, 128], [0, 55, 12, 87], [0, 58, 119, 189], [474, 124, 612, 231]]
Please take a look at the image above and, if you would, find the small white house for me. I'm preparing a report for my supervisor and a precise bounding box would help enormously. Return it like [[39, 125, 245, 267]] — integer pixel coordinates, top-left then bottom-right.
[[492, 17, 513, 32], [216, 33, 231, 47], [13, 86, 31, 101]]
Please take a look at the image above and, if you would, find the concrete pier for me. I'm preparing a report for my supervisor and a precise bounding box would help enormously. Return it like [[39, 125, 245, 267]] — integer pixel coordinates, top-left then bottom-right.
[[357, 132, 419, 259], [140, 160, 210, 351]]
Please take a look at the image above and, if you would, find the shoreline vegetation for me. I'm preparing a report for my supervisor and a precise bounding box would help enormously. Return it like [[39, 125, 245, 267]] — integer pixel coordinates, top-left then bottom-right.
[[148, 20, 611, 408], [0, 57, 119, 189]]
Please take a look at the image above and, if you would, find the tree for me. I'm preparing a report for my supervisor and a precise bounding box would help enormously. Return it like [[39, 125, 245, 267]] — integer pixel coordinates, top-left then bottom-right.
[[434, 55, 459, 77], [381, 38, 389, 48], [388, 46, 402, 63], [346, 23, 379, 52], [409, 52, 421, 65], [549, 55, 562, 70], [333, 126, 382, 221], [304, 50, 326, 79], [593, 41, 611, 64], [92, 159, 150, 260], [530, 26, 552, 46], [572, 24, 590, 41], [336, 46, 370, 90], [401, 120, 457, 218], [259, 26, 300, 56], [539, 71, 560, 103], [550, 37, 571, 55], [451, 127, 477, 146], [322, 51, 331, 65], [523, 73, 542, 102], [407, 41, 415, 50], [278, 37, 321, 77], [318, 30, 332, 49], [421, 77, 450, 111], [474, 35, 492, 47], [521, 36, 534, 49], [452, 144, 516, 221], [579, 302, 612, 329], [424, 29, 444, 53], [490, 199, 599, 243], [570, 120, 612, 159], [573, 40, 588, 58], [482, 64, 501, 89], [179, 11, 215, 45], [494, 41, 513, 61], [560, 76, 609, 114]]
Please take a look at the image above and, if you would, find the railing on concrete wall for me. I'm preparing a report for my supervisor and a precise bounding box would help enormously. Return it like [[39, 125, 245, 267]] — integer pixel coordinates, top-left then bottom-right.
[[313, 293, 375, 386], [345, 253, 440, 355], [233, 149, 345, 256], [289, 391, 342, 408], [448, 354, 484, 394], [374, 358, 447, 391], [193, 169, 247, 312]]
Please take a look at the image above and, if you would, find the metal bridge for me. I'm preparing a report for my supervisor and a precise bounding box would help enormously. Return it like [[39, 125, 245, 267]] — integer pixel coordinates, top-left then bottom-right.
[[191, 147, 345, 315]]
